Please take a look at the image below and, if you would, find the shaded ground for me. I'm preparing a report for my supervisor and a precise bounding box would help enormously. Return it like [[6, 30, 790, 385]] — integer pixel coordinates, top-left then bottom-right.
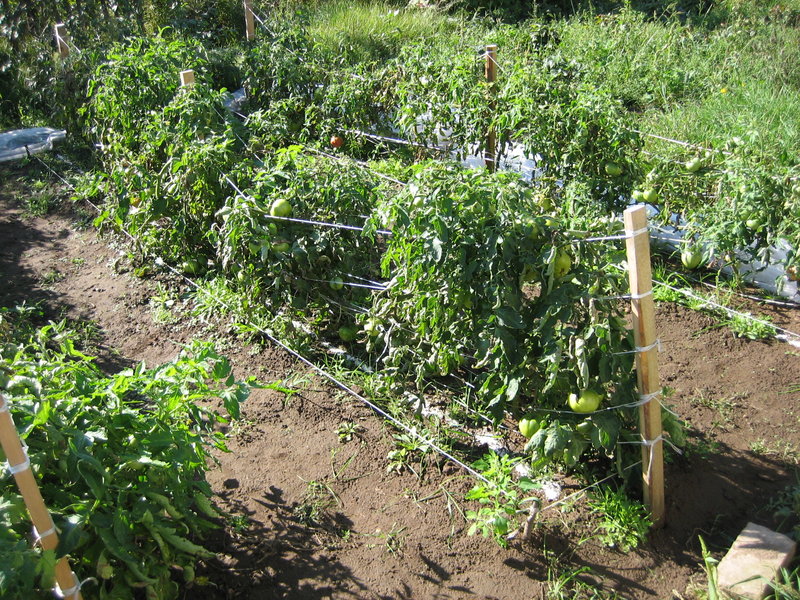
[[2, 161, 800, 599]]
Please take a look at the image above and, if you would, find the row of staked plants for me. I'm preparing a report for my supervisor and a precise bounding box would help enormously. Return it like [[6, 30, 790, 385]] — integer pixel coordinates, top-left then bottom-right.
[[74, 32, 688, 481], [0, 305, 257, 599], [3, 1, 799, 276]]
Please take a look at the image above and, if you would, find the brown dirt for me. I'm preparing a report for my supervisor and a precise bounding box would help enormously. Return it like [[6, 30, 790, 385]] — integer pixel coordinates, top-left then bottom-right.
[[2, 160, 800, 599]]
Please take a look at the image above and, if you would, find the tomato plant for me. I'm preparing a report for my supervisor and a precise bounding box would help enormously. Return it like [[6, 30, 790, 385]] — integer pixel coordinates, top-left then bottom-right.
[[0, 307, 253, 599]]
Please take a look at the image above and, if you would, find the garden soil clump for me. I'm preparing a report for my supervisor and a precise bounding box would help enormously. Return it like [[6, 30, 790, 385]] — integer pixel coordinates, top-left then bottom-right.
[[2, 162, 800, 599]]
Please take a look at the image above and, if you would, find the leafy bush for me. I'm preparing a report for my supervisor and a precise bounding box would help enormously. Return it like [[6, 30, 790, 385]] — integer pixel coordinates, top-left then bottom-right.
[[0, 307, 253, 600], [367, 162, 638, 465]]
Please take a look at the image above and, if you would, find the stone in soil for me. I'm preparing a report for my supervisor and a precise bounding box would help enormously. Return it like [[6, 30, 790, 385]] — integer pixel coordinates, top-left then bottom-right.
[[717, 522, 796, 600]]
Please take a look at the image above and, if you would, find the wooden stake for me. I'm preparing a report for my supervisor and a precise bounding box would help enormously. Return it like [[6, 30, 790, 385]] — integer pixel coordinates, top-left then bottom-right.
[[180, 69, 195, 87], [484, 44, 498, 173], [244, 0, 255, 41], [54, 23, 70, 58], [0, 395, 83, 599], [623, 205, 665, 528]]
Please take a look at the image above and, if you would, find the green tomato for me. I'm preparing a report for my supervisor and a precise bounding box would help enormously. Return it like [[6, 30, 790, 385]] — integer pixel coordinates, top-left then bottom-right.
[[272, 241, 291, 254], [518, 418, 539, 439], [568, 389, 602, 413], [685, 157, 703, 173], [338, 326, 358, 342], [270, 198, 293, 218], [181, 258, 202, 275], [745, 217, 762, 231], [604, 162, 623, 177], [329, 276, 344, 290], [363, 318, 381, 337], [681, 246, 703, 269], [576, 420, 593, 437], [642, 189, 658, 203], [554, 250, 572, 278], [632, 189, 644, 202]]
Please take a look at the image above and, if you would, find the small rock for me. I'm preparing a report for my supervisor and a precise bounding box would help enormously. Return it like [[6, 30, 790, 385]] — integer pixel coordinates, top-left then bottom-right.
[[717, 522, 796, 600]]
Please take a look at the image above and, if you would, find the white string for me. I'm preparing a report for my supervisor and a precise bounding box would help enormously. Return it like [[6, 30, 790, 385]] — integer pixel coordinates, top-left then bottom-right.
[[33, 523, 57, 546], [55, 575, 95, 600], [298, 276, 388, 291], [630, 289, 653, 300], [576, 226, 648, 244], [651, 276, 800, 340], [221, 174, 393, 236], [6, 444, 31, 475], [612, 338, 661, 355]]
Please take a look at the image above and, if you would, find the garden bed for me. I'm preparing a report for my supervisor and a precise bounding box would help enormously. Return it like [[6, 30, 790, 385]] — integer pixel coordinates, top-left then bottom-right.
[[2, 161, 799, 598]]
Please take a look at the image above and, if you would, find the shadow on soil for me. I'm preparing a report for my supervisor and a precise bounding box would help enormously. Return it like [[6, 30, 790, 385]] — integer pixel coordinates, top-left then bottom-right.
[[0, 179, 134, 373], [198, 485, 367, 600], [511, 433, 799, 598]]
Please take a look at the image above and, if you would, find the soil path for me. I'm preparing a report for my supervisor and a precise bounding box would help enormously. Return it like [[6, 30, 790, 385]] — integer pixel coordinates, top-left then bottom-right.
[[2, 162, 800, 599]]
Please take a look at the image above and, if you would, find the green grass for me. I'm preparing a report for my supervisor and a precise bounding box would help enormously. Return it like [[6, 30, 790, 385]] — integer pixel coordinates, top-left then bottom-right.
[[305, 0, 456, 64]]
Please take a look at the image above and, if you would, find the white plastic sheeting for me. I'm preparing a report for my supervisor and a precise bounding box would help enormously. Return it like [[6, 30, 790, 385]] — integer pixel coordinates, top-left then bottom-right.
[[0, 127, 66, 163]]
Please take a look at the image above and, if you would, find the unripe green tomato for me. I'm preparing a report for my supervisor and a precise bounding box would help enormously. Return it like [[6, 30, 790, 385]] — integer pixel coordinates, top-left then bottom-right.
[[519, 418, 540, 439]]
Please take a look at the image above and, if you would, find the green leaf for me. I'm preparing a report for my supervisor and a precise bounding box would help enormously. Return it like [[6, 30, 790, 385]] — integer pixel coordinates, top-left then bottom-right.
[[495, 306, 524, 329]]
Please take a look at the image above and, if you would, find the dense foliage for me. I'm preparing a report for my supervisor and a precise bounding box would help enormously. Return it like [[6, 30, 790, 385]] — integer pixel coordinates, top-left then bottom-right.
[[0, 306, 253, 599]]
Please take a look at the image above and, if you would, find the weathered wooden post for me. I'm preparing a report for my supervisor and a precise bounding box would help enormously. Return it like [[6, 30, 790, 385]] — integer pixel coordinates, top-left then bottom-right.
[[623, 204, 665, 527], [54, 23, 70, 58], [180, 69, 196, 87], [484, 44, 498, 172], [0, 395, 83, 599], [244, 0, 256, 41]]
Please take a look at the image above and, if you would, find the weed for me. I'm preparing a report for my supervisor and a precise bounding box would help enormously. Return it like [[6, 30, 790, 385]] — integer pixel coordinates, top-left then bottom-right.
[[749, 438, 800, 463], [386, 431, 432, 478], [691, 390, 742, 430], [465, 452, 541, 547], [685, 436, 722, 459], [39, 269, 64, 287], [762, 567, 800, 599], [149, 283, 179, 324], [698, 537, 721, 600], [293, 480, 340, 528], [336, 421, 361, 443], [228, 514, 250, 534], [546, 564, 621, 600], [371, 523, 406, 556], [588, 486, 651, 552], [23, 180, 60, 216]]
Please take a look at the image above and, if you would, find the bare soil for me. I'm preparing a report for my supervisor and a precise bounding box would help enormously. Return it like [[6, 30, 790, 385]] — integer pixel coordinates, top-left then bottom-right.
[[2, 161, 800, 599]]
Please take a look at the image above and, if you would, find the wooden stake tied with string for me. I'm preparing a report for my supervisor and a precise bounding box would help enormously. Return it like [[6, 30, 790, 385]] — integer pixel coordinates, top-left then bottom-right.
[[54, 23, 70, 58], [623, 205, 665, 527], [244, 0, 255, 41], [0, 394, 83, 599], [484, 44, 498, 173], [180, 69, 195, 87]]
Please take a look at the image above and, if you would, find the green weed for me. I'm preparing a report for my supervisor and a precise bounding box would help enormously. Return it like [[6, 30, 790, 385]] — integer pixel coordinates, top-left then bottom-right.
[[588, 486, 651, 552]]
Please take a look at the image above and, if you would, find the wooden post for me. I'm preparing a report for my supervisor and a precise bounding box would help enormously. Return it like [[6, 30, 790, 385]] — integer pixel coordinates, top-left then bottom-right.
[[180, 69, 195, 87], [0, 395, 83, 599], [244, 0, 255, 41], [623, 205, 665, 528], [484, 44, 498, 172], [54, 23, 70, 58]]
